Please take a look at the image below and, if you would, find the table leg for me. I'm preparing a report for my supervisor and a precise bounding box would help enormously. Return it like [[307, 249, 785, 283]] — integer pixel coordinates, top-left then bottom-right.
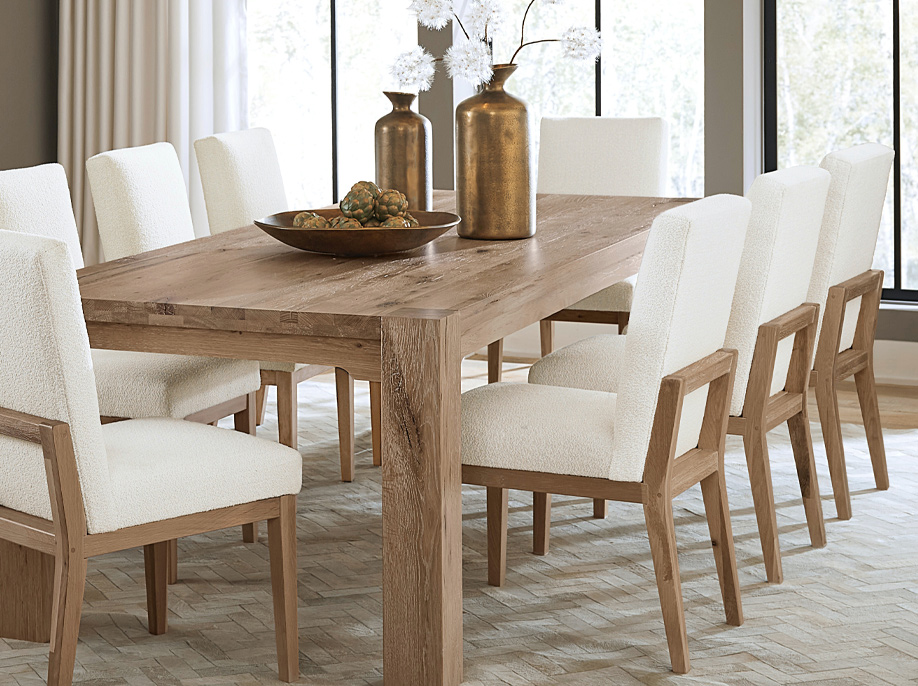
[[0, 540, 55, 642], [380, 310, 462, 686]]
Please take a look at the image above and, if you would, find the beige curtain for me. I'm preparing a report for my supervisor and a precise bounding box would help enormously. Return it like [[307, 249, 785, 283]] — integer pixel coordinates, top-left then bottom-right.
[[58, 0, 247, 265]]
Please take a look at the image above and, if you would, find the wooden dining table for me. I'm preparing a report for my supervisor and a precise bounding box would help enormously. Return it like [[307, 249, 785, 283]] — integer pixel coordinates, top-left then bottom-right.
[[1, 190, 689, 684]]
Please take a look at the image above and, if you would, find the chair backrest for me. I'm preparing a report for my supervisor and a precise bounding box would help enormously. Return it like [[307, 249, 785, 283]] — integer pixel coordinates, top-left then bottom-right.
[[807, 143, 894, 351], [0, 163, 85, 268], [0, 230, 113, 533], [611, 195, 751, 482], [724, 166, 831, 416], [537, 117, 669, 196], [86, 142, 196, 260], [194, 127, 289, 235]]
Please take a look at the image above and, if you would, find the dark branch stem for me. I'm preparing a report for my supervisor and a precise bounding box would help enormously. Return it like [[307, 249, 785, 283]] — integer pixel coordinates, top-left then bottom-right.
[[452, 13, 470, 41], [519, 0, 538, 49], [510, 38, 560, 64]]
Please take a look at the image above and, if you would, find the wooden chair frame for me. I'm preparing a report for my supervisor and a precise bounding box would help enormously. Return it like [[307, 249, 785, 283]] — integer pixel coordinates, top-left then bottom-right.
[[811, 269, 887, 521], [255, 367, 382, 478], [727, 303, 826, 584], [0, 406, 299, 686], [463, 348, 742, 674]]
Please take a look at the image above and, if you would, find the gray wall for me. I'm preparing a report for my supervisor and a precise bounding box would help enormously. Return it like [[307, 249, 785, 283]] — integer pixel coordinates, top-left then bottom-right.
[[0, 0, 58, 171]]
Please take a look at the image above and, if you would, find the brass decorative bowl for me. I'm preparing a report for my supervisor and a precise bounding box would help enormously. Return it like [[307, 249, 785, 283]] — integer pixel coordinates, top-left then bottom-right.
[[254, 209, 461, 257]]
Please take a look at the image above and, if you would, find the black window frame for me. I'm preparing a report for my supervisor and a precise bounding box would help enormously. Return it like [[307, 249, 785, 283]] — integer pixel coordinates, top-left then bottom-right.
[[764, 0, 917, 302]]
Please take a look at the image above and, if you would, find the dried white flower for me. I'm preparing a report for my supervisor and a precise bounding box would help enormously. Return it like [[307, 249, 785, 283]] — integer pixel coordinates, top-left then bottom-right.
[[391, 47, 437, 92], [561, 26, 601, 61], [410, 0, 454, 30], [465, 0, 503, 40], [444, 39, 493, 87]]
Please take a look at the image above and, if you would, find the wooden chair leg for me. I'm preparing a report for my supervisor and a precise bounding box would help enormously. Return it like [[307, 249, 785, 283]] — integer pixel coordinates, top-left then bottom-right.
[[854, 360, 889, 490], [643, 495, 690, 674], [255, 384, 268, 426], [539, 320, 554, 357], [143, 541, 169, 635], [335, 368, 355, 482], [699, 471, 743, 626], [276, 372, 298, 450], [487, 339, 503, 383], [487, 487, 508, 587], [592, 499, 607, 519], [533, 492, 551, 556], [742, 428, 783, 583], [267, 495, 299, 683], [234, 391, 257, 435], [370, 381, 382, 466], [815, 376, 852, 520], [166, 538, 178, 585], [787, 409, 827, 548], [47, 552, 86, 686], [236, 392, 260, 544]]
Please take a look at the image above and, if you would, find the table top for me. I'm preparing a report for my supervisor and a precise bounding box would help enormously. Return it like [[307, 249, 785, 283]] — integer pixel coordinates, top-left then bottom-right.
[[78, 191, 690, 353]]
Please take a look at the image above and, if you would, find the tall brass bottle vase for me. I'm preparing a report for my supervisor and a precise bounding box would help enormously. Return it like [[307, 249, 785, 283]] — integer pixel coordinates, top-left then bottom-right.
[[375, 92, 432, 210], [456, 64, 535, 239]]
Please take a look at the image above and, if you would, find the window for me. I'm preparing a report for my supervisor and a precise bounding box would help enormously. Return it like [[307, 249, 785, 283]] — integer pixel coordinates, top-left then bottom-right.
[[766, 0, 916, 300], [248, 1, 705, 202]]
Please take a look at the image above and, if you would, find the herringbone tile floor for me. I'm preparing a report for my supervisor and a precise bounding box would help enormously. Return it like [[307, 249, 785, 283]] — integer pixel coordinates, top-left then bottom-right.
[[2, 360, 917, 685]]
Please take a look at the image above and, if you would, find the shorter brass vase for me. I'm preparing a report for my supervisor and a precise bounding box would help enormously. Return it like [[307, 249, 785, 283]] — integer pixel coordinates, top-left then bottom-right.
[[456, 64, 535, 240], [375, 92, 433, 211]]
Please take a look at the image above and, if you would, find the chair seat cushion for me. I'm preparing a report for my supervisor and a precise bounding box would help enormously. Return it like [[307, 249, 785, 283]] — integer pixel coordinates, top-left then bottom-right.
[[260, 360, 311, 373], [103, 418, 302, 531], [461, 382, 618, 480], [92, 350, 261, 419], [528, 334, 626, 393], [567, 275, 636, 312]]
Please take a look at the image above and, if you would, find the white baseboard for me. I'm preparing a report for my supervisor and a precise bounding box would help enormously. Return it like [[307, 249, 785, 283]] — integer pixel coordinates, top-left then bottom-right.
[[484, 324, 918, 388]]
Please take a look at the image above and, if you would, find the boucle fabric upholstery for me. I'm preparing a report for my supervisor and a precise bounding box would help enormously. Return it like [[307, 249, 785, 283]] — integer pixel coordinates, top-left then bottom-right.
[[612, 195, 750, 481], [538, 118, 668, 314], [0, 232, 301, 534], [91, 350, 260, 419], [259, 360, 309, 374], [0, 164, 86, 268], [194, 128, 289, 235], [464, 196, 751, 482], [724, 166, 830, 416], [528, 334, 626, 392], [0, 162, 261, 419], [808, 144, 894, 352], [102, 418, 301, 530], [462, 383, 617, 478], [86, 142, 196, 260], [0, 231, 113, 531]]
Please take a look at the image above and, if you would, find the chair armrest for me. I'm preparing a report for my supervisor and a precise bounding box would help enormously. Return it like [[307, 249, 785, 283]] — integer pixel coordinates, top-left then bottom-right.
[[830, 269, 884, 303], [0, 406, 66, 445], [759, 302, 819, 342], [664, 348, 738, 395]]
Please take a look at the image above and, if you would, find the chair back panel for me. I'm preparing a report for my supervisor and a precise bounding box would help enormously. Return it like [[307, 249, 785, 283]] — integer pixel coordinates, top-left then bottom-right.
[[808, 144, 894, 351], [86, 142, 196, 260], [725, 166, 830, 416], [612, 195, 751, 482], [0, 164, 85, 268], [537, 117, 669, 197], [0, 231, 112, 532], [194, 127, 289, 235]]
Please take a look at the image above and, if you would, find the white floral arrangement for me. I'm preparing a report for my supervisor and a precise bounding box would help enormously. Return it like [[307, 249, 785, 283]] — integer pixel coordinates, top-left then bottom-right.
[[391, 0, 602, 91]]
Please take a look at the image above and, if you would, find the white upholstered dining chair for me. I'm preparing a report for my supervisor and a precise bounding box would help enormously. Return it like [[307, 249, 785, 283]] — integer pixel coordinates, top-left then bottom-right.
[[486, 116, 669, 383], [530, 166, 833, 584], [0, 229, 302, 685], [193, 128, 381, 480], [462, 194, 751, 673], [1, 162, 265, 573], [807, 143, 895, 521]]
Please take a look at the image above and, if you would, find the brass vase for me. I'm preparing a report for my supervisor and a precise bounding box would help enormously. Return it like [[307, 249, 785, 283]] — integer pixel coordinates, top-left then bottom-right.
[[456, 63, 535, 240], [374, 92, 432, 211]]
